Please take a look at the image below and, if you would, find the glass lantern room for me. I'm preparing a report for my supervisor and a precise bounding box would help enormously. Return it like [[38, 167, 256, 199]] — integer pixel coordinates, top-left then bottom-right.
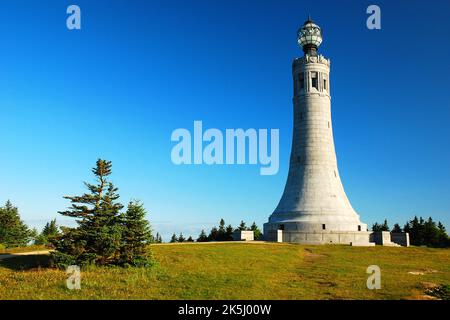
[[297, 17, 323, 55]]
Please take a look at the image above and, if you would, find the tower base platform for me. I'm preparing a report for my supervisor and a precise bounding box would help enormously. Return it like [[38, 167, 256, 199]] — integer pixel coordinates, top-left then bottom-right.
[[265, 229, 372, 245], [264, 221, 372, 245]]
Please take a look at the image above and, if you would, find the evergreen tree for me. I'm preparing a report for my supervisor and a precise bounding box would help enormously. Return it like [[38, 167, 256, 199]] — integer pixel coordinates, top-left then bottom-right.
[[197, 229, 208, 242], [225, 224, 234, 241], [0, 200, 34, 248], [408, 216, 423, 246], [372, 220, 389, 232], [52, 159, 124, 267], [423, 217, 440, 247], [217, 219, 226, 241], [437, 222, 450, 248], [250, 222, 263, 240], [371, 222, 381, 232], [403, 216, 449, 247], [381, 219, 390, 231], [35, 219, 60, 246], [208, 226, 219, 241], [391, 223, 402, 233], [238, 220, 247, 231], [187, 236, 194, 242], [120, 201, 152, 267], [170, 233, 178, 243], [178, 233, 185, 243], [152, 232, 163, 243], [403, 221, 411, 234]]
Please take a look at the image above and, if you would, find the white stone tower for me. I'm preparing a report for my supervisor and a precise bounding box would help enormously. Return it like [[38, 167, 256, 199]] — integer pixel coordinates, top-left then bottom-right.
[[264, 18, 370, 244]]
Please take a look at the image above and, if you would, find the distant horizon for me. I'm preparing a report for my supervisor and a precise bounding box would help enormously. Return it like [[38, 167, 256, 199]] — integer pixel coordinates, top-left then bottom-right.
[[1, 0, 449, 241]]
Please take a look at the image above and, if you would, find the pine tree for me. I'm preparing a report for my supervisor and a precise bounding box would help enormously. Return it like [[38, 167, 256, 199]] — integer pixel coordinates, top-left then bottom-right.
[[408, 216, 423, 246], [371, 222, 381, 232], [152, 232, 162, 243], [217, 219, 226, 241], [225, 224, 234, 241], [53, 159, 124, 267], [178, 233, 185, 243], [250, 222, 263, 240], [120, 201, 152, 267], [208, 227, 218, 241], [238, 220, 247, 231], [402, 216, 449, 247], [437, 222, 450, 248], [0, 200, 34, 248], [170, 233, 178, 243], [391, 223, 402, 233], [35, 219, 60, 246], [403, 221, 411, 234], [423, 217, 440, 247], [187, 236, 194, 242], [372, 220, 389, 232], [381, 219, 390, 231], [197, 229, 208, 242]]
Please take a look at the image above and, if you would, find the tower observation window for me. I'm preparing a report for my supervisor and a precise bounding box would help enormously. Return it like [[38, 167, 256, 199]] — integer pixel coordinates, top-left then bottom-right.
[[311, 72, 318, 90], [323, 78, 327, 91]]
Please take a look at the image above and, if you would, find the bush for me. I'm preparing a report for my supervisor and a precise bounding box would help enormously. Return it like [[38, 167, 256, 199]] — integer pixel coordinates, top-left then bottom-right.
[[50, 251, 77, 269], [0, 243, 5, 251]]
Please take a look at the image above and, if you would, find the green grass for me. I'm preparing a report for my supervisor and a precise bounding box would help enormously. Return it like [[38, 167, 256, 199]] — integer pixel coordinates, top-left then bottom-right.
[[0, 242, 449, 300]]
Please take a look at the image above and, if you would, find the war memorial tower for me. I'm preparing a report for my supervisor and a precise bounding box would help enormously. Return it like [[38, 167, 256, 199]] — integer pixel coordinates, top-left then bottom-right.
[[264, 18, 371, 245]]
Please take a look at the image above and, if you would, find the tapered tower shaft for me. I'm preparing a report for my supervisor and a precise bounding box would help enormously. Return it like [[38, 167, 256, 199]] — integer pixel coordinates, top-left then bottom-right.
[[264, 18, 369, 244]]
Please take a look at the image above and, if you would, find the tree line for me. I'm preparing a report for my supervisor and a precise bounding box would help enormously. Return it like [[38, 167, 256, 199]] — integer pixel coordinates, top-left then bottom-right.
[[169, 218, 263, 243], [372, 217, 450, 248]]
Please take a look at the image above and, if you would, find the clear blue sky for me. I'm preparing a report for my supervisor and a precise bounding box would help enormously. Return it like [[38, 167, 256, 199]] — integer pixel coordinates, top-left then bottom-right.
[[0, 0, 449, 241]]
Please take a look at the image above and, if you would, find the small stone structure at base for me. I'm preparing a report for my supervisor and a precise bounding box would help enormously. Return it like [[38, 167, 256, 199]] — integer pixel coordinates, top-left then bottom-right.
[[232, 230, 254, 241], [391, 232, 410, 247], [370, 231, 409, 247]]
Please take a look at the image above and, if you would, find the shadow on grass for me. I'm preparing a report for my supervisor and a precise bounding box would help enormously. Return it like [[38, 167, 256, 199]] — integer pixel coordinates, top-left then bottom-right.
[[0, 254, 53, 271]]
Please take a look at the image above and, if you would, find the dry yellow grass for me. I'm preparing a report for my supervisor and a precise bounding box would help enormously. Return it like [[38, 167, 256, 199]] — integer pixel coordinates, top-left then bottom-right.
[[0, 242, 449, 300]]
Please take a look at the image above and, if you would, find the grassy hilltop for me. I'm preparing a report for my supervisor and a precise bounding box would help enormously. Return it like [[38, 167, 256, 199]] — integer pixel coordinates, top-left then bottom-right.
[[1, 242, 449, 300]]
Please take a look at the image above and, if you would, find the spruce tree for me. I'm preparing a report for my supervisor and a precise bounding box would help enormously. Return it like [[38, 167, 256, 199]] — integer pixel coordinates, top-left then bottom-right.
[[153, 232, 163, 243], [197, 229, 208, 242], [381, 219, 390, 231], [250, 222, 263, 240], [218, 219, 226, 241], [372, 220, 389, 232], [423, 217, 440, 247], [225, 224, 234, 241], [53, 159, 124, 266], [178, 233, 185, 243], [35, 219, 60, 246], [238, 220, 247, 231], [437, 222, 450, 247], [0, 200, 34, 248], [391, 223, 402, 233], [371, 222, 381, 232], [208, 227, 218, 241], [187, 236, 194, 242], [120, 201, 152, 267], [170, 233, 178, 243]]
